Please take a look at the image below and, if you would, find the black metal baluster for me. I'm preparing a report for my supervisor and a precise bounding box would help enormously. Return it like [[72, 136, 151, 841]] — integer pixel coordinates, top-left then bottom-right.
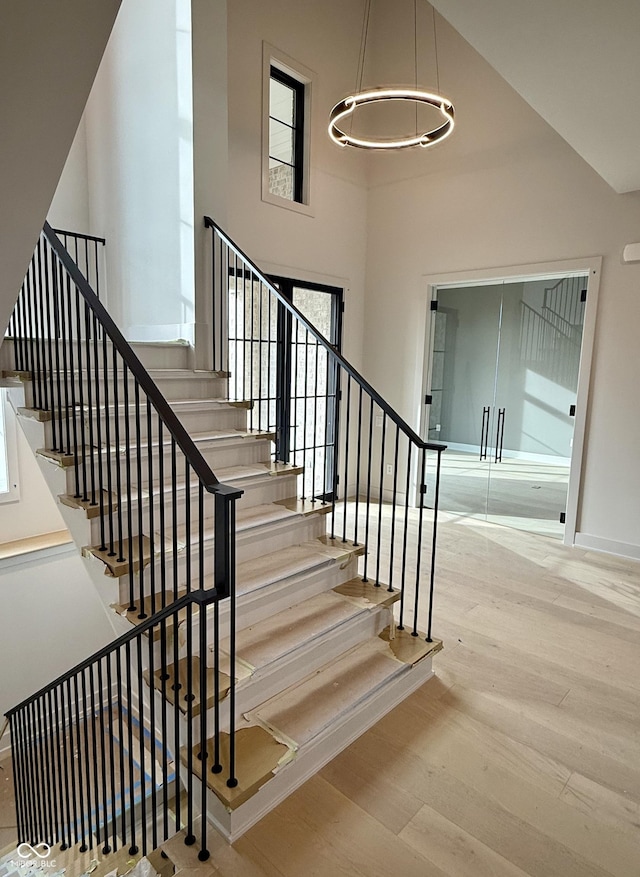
[[185, 460, 191, 593], [136, 634, 147, 855], [362, 399, 374, 581], [96, 661, 110, 852], [400, 441, 412, 620], [63, 680, 78, 845], [35, 698, 51, 845], [51, 259, 64, 452], [311, 340, 320, 501], [134, 382, 145, 616], [158, 417, 167, 606], [102, 332, 115, 555], [58, 263, 71, 455], [413, 447, 427, 637], [113, 350, 125, 562], [92, 311, 106, 547], [198, 600, 210, 861], [36, 239, 50, 411], [80, 670, 95, 849], [426, 450, 443, 643], [125, 642, 137, 854], [389, 427, 400, 607], [84, 302, 96, 506], [159, 619, 169, 842], [147, 397, 156, 613], [10, 714, 26, 844], [88, 665, 103, 852], [353, 386, 363, 545], [185, 599, 195, 845], [53, 686, 67, 849], [341, 377, 352, 542], [115, 650, 127, 847], [65, 275, 80, 496], [375, 414, 386, 588], [71, 676, 88, 852], [123, 364, 135, 611], [147, 620, 158, 852], [58, 687, 71, 849], [226, 496, 238, 791], [43, 248, 57, 450], [249, 271, 255, 430], [74, 287, 87, 499], [172, 609, 181, 838], [171, 438, 178, 602]]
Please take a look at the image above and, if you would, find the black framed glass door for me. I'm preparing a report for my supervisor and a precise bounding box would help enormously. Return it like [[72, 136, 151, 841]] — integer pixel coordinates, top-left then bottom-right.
[[270, 277, 343, 501]]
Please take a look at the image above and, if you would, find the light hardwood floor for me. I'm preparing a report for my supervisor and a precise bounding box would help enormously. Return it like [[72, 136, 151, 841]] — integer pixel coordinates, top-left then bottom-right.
[[2, 515, 639, 875]]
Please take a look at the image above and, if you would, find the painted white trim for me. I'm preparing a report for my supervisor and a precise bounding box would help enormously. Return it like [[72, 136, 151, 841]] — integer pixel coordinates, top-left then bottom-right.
[[261, 42, 315, 216], [574, 532, 640, 562], [0, 389, 20, 505], [419, 256, 602, 547], [0, 539, 75, 572]]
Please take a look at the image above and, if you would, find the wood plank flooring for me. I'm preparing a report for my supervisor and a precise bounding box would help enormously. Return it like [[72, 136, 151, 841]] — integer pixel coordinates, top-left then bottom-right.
[[2, 514, 639, 875]]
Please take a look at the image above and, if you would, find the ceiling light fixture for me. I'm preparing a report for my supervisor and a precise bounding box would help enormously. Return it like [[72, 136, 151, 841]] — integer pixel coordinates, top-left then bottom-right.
[[329, 0, 455, 151]]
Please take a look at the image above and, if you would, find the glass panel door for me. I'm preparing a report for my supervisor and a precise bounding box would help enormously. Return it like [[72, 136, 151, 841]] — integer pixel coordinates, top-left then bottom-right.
[[487, 276, 586, 533], [426, 283, 503, 516]]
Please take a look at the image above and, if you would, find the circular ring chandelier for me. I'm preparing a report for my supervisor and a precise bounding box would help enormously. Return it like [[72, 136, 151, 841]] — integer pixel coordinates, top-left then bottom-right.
[[328, 87, 455, 150]]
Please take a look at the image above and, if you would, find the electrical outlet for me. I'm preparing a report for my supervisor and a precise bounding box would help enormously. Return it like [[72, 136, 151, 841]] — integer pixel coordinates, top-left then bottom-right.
[[375, 415, 383, 428], [385, 464, 393, 475], [435, 424, 441, 432]]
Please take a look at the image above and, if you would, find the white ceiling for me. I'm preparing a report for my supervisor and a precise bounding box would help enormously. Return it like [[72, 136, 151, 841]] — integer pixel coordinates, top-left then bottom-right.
[[429, 0, 640, 193]]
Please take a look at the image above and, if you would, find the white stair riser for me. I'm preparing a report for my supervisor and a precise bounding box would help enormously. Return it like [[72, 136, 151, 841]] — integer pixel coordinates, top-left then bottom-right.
[[198, 554, 361, 637], [200, 655, 436, 842], [130, 343, 191, 370], [20, 373, 229, 408], [204, 604, 394, 733], [59, 438, 275, 497], [85, 404, 250, 439], [114, 514, 328, 605]]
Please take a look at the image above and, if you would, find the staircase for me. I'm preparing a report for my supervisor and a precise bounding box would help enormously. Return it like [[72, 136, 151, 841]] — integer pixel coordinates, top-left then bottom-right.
[[1, 223, 445, 856]]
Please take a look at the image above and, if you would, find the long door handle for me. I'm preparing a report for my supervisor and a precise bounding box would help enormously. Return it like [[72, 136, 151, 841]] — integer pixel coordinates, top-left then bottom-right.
[[480, 406, 490, 460], [495, 408, 505, 463]]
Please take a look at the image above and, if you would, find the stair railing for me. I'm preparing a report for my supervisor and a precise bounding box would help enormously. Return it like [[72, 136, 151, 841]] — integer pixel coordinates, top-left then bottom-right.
[[5, 588, 225, 861], [4, 223, 242, 860], [204, 215, 446, 640], [7, 222, 242, 612]]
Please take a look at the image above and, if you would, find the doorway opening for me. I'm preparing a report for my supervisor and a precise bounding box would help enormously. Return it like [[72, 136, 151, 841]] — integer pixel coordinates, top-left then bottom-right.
[[421, 259, 600, 542]]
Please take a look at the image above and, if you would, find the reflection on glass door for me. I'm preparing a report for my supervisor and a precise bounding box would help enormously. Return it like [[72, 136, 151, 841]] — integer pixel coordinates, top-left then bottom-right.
[[426, 275, 587, 535]]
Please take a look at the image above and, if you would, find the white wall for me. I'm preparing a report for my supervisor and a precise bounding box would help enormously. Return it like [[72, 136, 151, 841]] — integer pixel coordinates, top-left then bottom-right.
[[363, 16, 640, 554], [0, 0, 121, 340], [0, 550, 115, 732], [225, 0, 369, 369], [46, 120, 91, 233], [83, 0, 194, 342]]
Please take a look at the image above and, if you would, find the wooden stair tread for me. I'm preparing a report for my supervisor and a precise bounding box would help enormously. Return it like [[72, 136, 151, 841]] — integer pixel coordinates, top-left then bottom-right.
[[234, 538, 363, 597], [186, 726, 294, 811], [223, 589, 375, 673], [147, 656, 230, 717], [244, 637, 413, 749]]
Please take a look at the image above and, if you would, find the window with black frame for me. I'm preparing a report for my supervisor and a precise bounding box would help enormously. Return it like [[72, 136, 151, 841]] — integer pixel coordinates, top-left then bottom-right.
[[268, 66, 305, 203]]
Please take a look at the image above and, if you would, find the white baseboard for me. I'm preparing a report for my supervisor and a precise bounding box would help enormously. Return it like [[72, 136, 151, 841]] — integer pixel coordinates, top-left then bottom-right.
[[574, 532, 640, 561]]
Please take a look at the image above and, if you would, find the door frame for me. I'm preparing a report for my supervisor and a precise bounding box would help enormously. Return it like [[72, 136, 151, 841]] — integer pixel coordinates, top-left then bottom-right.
[[268, 274, 344, 499], [419, 256, 602, 546]]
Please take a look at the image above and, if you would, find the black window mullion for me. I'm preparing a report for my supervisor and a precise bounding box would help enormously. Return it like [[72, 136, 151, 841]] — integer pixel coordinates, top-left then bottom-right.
[[270, 66, 305, 204]]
